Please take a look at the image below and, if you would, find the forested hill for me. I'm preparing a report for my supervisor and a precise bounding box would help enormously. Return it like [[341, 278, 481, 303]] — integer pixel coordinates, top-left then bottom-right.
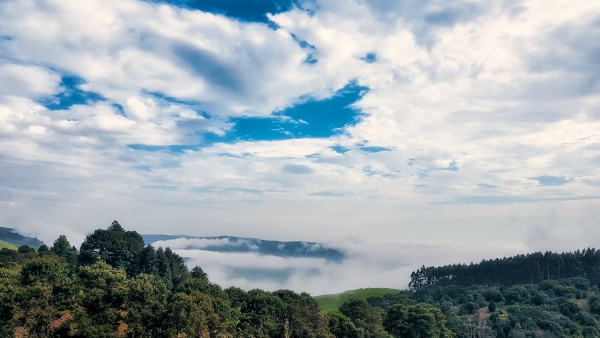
[[0, 227, 44, 248], [410, 248, 600, 290], [142, 234, 346, 261]]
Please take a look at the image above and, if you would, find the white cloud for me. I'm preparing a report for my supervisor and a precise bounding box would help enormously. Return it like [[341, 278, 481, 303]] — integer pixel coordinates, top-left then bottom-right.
[[1, 0, 600, 294], [152, 237, 252, 249], [177, 238, 528, 294], [0, 64, 62, 98]]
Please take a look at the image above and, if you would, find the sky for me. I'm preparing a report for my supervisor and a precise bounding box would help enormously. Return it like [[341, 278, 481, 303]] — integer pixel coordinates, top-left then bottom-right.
[[1, 0, 600, 293]]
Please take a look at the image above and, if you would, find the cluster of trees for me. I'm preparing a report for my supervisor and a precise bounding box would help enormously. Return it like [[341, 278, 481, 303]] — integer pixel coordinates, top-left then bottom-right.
[[328, 275, 600, 337], [409, 248, 600, 290], [372, 276, 600, 337], [0, 222, 455, 338]]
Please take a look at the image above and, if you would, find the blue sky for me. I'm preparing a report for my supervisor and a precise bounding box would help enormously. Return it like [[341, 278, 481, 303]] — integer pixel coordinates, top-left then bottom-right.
[[1, 0, 600, 292]]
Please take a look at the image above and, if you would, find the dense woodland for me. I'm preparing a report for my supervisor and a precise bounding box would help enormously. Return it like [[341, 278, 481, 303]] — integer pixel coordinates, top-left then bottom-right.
[[2, 222, 600, 337], [409, 249, 600, 289]]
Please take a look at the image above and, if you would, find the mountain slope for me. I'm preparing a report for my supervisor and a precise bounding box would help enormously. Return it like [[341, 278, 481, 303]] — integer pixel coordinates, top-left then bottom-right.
[[0, 227, 44, 248], [142, 234, 345, 261], [0, 239, 18, 251]]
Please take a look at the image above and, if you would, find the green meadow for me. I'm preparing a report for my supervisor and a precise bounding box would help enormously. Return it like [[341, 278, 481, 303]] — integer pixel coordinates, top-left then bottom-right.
[[315, 288, 401, 313]]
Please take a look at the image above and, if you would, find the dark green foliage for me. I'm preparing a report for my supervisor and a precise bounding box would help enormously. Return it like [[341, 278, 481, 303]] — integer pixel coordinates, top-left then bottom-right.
[[78, 220, 145, 276], [384, 303, 453, 338], [273, 289, 333, 337], [559, 300, 581, 319], [14, 257, 79, 336], [589, 296, 600, 315], [138, 244, 159, 275], [483, 288, 504, 302], [235, 288, 286, 337], [367, 292, 417, 310], [368, 275, 600, 338], [339, 299, 392, 337], [0, 247, 19, 267], [37, 244, 49, 255], [410, 248, 600, 290], [327, 311, 361, 338], [50, 235, 72, 257], [123, 273, 169, 336], [18, 245, 35, 253], [191, 265, 209, 280], [162, 247, 190, 286], [460, 301, 479, 315]]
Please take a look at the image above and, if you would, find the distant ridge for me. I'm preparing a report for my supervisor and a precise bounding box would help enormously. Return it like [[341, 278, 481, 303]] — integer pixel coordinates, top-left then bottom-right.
[[142, 234, 346, 261], [0, 227, 44, 249]]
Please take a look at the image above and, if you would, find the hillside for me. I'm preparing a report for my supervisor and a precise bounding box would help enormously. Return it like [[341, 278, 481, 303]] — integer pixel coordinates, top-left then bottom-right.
[[0, 240, 17, 251], [142, 234, 346, 261], [315, 288, 401, 313], [0, 227, 44, 249]]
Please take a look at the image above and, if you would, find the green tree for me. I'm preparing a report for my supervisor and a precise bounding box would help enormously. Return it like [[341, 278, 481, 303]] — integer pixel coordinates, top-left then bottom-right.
[[15, 257, 79, 337], [0, 266, 21, 336], [327, 310, 361, 338], [50, 235, 72, 257], [273, 289, 334, 338], [76, 261, 130, 337], [138, 245, 159, 275], [237, 289, 286, 337], [18, 245, 35, 254], [191, 266, 209, 281], [123, 273, 169, 337], [175, 277, 239, 336], [460, 301, 479, 315], [0, 248, 19, 267], [164, 247, 190, 286], [340, 299, 391, 338], [37, 244, 49, 255], [78, 221, 145, 276], [166, 291, 232, 338], [384, 303, 453, 338]]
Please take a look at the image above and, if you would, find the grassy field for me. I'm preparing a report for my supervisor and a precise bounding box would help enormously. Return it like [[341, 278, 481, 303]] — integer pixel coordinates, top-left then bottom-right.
[[314, 288, 402, 313], [0, 239, 18, 251]]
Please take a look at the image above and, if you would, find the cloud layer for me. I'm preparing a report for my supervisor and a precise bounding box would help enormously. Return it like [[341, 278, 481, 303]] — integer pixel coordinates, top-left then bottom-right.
[[2, 0, 600, 292], [154, 236, 528, 294]]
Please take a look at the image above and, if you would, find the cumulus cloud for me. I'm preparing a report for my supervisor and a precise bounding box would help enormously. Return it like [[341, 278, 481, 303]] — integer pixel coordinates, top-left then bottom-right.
[[2, 0, 600, 288], [0, 64, 62, 98]]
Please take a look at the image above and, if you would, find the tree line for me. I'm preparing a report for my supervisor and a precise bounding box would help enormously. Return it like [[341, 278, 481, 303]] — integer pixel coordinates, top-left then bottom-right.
[[409, 248, 600, 290], [375, 276, 600, 337]]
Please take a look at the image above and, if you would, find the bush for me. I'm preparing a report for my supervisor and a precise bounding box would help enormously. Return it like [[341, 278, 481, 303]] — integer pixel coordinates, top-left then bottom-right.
[[461, 301, 479, 315]]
